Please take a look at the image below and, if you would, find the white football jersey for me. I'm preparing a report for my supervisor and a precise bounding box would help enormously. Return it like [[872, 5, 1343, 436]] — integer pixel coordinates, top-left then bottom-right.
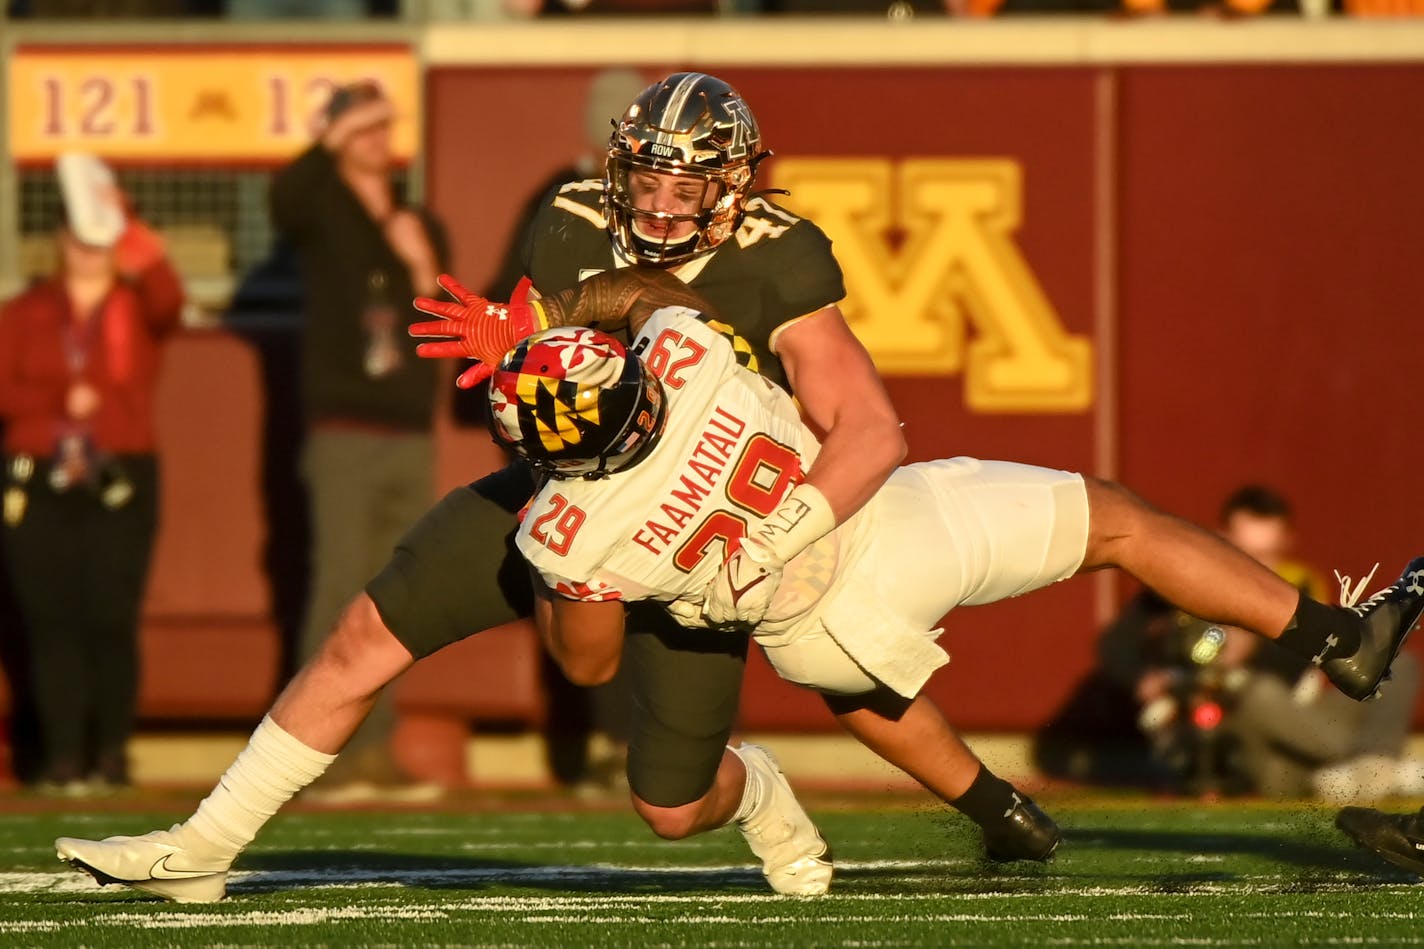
[[517, 306, 856, 629], [516, 306, 1085, 698]]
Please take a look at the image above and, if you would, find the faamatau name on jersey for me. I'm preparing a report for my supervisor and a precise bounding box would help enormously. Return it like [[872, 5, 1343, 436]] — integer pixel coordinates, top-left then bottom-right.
[[630, 405, 749, 559]]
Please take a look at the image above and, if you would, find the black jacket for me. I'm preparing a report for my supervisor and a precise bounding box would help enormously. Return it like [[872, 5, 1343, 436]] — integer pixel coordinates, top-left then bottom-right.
[[270, 145, 448, 431]]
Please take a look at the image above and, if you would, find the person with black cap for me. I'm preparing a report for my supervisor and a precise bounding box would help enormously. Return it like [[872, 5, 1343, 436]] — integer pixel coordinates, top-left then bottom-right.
[[268, 81, 449, 798], [0, 152, 184, 792]]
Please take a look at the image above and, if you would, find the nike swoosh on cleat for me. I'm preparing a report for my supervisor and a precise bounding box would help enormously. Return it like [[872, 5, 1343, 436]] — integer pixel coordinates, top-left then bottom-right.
[[148, 853, 219, 880]]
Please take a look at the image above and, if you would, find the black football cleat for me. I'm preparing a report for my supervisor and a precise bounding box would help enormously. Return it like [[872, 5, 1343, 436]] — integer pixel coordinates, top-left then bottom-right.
[[1337, 805, 1424, 876], [1323, 558, 1424, 701], [983, 792, 1061, 862]]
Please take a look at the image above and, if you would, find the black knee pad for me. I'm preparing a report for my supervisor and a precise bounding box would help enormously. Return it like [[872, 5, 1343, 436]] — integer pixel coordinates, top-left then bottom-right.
[[623, 604, 749, 807]]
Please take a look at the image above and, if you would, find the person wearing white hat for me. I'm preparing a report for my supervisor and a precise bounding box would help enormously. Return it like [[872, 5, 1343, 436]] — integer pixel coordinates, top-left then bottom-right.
[[0, 152, 184, 792]]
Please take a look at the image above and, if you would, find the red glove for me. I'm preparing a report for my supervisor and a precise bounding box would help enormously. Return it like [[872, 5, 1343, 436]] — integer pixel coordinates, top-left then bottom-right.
[[113, 219, 167, 278], [410, 275, 546, 388]]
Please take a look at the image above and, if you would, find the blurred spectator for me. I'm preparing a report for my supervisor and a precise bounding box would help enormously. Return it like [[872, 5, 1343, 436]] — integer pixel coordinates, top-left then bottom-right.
[[270, 82, 447, 796], [1216, 488, 1420, 802], [223, 241, 311, 682], [482, 68, 645, 791], [1035, 520, 1254, 792], [0, 153, 183, 792], [1036, 485, 1419, 799], [1033, 584, 1203, 790]]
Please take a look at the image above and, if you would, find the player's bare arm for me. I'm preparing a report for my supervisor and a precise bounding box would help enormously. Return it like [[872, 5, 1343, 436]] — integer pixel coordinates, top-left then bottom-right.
[[531, 578, 625, 687], [775, 304, 906, 521], [702, 304, 906, 628]]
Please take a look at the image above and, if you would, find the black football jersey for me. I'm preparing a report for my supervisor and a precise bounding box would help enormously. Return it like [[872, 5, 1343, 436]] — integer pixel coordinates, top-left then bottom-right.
[[520, 179, 845, 391]]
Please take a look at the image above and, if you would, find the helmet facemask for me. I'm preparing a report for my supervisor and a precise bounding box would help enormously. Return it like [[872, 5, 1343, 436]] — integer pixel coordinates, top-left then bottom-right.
[[603, 72, 765, 267], [606, 157, 751, 266]]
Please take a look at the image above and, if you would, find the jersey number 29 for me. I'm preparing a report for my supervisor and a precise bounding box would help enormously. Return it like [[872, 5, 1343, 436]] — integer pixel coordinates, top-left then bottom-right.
[[673, 435, 800, 573], [529, 493, 585, 557]]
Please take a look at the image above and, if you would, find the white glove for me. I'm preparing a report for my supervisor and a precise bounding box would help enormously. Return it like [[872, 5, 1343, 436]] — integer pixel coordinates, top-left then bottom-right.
[[703, 544, 784, 628], [664, 596, 708, 629], [701, 483, 837, 629]]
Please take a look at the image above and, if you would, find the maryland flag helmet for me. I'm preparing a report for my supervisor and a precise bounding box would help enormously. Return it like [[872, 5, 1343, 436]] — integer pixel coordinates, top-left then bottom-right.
[[488, 327, 667, 480], [605, 72, 767, 266]]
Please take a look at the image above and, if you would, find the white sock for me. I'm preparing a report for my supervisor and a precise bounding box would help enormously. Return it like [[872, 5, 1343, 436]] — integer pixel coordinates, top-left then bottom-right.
[[182, 715, 337, 859], [728, 745, 766, 826]]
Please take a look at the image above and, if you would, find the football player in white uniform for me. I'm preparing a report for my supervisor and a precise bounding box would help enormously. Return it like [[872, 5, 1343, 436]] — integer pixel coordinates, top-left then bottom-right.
[[484, 302, 1424, 844]]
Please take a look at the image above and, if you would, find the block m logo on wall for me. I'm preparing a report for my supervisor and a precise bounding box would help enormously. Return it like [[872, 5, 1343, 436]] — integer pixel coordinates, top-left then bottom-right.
[[775, 159, 1092, 413]]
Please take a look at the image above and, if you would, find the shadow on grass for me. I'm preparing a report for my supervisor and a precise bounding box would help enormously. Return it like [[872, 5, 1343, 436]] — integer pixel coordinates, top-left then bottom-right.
[[1063, 821, 1418, 884], [229, 849, 768, 897]]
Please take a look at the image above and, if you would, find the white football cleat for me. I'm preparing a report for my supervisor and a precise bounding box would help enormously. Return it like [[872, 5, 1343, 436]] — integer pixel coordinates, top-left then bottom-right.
[[733, 743, 833, 896], [56, 825, 230, 903]]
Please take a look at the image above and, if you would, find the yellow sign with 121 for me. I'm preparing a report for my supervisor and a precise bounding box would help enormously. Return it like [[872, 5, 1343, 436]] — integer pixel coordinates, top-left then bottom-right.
[[8, 44, 420, 165]]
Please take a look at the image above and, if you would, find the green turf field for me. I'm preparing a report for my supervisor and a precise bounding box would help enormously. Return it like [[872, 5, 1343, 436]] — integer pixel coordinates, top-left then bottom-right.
[[1, 795, 1419, 947]]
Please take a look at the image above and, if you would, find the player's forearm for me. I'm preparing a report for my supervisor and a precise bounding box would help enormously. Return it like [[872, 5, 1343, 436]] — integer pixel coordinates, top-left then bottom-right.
[[804, 414, 907, 523], [734, 411, 903, 582], [775, 305, 905, 531], [538, 268, 718, 336]]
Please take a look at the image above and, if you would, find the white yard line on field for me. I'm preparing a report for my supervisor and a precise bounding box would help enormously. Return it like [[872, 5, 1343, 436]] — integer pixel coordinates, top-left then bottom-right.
[[1, 865, 1422, 939], [1, 900, 1419, 937]]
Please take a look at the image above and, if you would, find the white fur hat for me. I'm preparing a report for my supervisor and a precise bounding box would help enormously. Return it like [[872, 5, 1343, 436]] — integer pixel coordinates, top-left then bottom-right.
[[57, 151, 126, 248]]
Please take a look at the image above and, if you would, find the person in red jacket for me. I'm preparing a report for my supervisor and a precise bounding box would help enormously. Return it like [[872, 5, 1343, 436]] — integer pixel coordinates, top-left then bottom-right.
[[0, 157, 183, 791]]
